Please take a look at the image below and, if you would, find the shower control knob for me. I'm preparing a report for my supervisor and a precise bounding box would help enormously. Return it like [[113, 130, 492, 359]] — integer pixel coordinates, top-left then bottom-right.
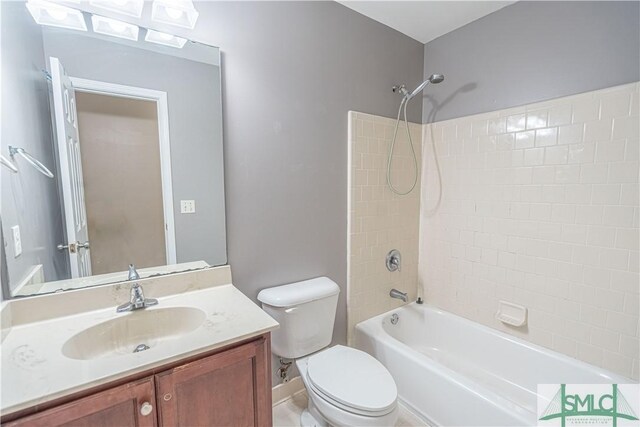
[[386, 249, 401, 272]]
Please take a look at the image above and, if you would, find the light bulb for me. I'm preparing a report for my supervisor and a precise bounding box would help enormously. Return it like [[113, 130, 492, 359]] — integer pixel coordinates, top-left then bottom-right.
[[48, 8, 69, 20], [26, 0, 87, 31], [91, 14, 138, 40], [89, 0, 144, 18], [107, 20, 127, 32], [151, 0, 198, 29], [165, 6, 183, 19], [145, 29, 187, 48], [156, 32, 174, 40]]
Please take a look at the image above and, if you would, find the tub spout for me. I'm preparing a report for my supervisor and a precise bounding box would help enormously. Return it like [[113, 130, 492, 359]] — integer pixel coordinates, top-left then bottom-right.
[[390, 289, 408, 302]]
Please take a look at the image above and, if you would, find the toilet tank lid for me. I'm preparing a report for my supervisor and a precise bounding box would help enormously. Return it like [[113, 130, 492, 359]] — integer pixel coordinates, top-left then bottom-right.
[[257, 277, 340, 308]]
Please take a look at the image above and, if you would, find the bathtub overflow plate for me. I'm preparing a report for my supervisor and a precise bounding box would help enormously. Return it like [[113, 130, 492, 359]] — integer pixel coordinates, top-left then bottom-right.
[[390, 313, 399, 325]]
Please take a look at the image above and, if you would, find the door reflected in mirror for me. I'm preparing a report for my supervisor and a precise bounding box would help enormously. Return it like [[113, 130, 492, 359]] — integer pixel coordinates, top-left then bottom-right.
[[74, 91, 172, 276], [1, 1, 226, 298]]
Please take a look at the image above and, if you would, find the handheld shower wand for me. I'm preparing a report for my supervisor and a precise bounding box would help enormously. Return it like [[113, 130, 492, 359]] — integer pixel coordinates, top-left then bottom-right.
[[387, 73, 444, 195], [405, 74, 445, 101]]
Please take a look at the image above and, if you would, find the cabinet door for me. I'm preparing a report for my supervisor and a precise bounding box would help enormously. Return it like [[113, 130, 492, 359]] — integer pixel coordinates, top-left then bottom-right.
[[156, 337, 271, 427], [6, 377, 156, 427]]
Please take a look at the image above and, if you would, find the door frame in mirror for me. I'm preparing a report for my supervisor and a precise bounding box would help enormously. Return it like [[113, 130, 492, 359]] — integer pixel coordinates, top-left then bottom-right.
[[68, 77, 177, 266]]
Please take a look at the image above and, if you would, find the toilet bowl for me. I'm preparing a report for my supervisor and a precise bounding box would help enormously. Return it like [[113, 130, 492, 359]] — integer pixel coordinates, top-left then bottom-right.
[[257, 277, 399, 427], [296, 345, 399, 427]]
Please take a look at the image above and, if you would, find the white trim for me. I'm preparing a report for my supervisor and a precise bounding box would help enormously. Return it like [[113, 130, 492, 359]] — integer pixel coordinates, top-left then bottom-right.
[[272, 376, 304, 406], [69, 77, 177, 265]]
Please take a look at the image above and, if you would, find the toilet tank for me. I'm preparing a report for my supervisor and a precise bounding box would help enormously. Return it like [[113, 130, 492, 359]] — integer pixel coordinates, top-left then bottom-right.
[[257, 277, 340, 359]]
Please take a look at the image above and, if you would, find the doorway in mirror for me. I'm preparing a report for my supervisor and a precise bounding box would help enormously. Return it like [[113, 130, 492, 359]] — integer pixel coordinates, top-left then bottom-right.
[[75, 92, 169, 275], [51, 59, 177, 278]]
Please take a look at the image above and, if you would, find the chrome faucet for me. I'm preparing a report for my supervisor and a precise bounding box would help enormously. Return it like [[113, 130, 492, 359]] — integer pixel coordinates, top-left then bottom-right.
[[116, 283, 158, 312], [128, 263, 140, 281], [116, 264, 158, 313], [389, 288, 408, 302]]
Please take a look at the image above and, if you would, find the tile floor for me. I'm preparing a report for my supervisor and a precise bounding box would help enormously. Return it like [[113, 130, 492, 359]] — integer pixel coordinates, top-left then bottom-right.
[[273, 390, 430, 427]]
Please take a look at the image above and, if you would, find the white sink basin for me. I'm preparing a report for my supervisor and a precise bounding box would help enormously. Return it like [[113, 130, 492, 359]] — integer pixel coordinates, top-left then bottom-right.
[[62, 307, 206, 360]]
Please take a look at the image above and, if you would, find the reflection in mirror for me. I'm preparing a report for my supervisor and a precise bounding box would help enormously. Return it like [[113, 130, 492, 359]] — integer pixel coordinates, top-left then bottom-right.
[[0, 1, 226, 298]]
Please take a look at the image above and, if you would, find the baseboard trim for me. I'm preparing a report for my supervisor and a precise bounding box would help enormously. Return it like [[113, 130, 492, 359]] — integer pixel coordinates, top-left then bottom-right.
[[272, 376, 304, 406]]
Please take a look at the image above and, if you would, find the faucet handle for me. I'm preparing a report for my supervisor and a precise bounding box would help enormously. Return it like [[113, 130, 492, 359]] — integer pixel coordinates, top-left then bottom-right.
[[116, 302, 134, 313], [128, 264, 140, 281], [144, 298, 159, 307], [386, 249, 401, 272], [116, 282, 159, 313]]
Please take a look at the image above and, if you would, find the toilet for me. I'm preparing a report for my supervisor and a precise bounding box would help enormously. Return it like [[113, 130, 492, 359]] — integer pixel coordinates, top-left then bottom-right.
[[258, 277, 399, 427]]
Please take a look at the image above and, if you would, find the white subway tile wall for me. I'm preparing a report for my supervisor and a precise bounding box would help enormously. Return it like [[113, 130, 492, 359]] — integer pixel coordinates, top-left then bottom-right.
[[420, 82, 640, 379], [347, 112, 421, 342]]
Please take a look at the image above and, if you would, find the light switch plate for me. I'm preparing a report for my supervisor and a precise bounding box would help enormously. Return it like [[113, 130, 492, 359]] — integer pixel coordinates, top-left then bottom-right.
[[11, 225, 22, 257], [180, 200, 196, 214]]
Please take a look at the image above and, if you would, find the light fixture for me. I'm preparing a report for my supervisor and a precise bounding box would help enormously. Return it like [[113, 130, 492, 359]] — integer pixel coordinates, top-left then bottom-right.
[[145, 29, 187, 48], [89, 0, 144, 19], [25, 0, 87, 31], [91, 14, 139, 41], [151, 0, 199, 29]]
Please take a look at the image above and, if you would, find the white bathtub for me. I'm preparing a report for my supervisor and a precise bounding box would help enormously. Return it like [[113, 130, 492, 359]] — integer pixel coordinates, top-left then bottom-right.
[[354, 303, 632, 426]]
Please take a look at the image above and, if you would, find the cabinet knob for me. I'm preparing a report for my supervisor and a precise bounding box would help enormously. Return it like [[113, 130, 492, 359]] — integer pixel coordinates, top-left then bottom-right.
[[140, 402, 153, 416], [163, 393, 172, 401]]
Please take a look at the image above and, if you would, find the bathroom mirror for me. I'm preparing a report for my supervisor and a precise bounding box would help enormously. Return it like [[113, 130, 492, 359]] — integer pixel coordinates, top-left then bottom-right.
[[0, 1, 226, 298]]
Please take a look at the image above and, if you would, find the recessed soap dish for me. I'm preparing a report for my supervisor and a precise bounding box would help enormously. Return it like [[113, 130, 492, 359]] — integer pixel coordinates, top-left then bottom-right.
[[495, 300, 527, 327]]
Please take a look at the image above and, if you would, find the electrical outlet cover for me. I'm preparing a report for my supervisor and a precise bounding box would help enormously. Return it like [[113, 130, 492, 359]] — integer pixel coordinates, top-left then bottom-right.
[[180, 200, 196, 214], [11, 225, 22, 257]]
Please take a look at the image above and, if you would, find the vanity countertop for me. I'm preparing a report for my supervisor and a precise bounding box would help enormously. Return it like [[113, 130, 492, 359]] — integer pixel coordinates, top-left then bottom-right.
[[0, 267, 278, 416]]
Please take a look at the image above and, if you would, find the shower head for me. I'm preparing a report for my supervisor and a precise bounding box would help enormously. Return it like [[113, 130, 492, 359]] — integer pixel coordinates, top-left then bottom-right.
[[429, 74, 445, 84], [406, 73, 445, 101]]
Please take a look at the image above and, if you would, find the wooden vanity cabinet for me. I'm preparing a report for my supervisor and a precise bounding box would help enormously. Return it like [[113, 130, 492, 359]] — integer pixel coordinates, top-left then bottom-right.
[[156, 337, 271, 427], [4, 335, 272, 427], [4, 378, 157, 427]]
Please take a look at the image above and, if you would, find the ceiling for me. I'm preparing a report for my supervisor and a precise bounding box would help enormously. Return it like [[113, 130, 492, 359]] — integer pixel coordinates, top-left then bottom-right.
[[337, 1, 516, 44]]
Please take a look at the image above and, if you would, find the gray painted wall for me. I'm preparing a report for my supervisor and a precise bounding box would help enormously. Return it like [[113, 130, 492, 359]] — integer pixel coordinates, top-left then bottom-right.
[[0, 3, 424, 351], [1, 2, 69, 292], [42, 30, 227, 268], [422, 1, 640, 123], [180, 1, 424, 349]]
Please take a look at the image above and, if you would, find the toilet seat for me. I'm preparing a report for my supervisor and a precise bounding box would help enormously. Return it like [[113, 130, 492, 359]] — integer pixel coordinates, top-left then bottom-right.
[[306, 377, 394, 417], [305, 345, 397, 417]]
